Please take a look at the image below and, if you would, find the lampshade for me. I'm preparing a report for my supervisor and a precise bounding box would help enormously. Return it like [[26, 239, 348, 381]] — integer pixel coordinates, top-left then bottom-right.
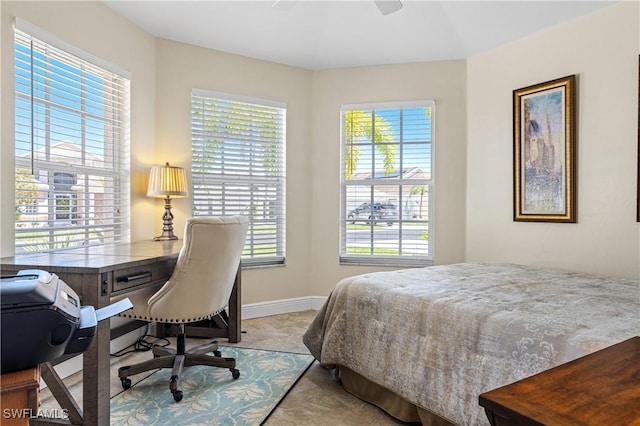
[[147, 162, 188, 198]]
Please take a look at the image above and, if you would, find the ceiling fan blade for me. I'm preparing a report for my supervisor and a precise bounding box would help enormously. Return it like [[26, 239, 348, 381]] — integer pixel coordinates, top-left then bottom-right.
[[374, 0, 403, 16], [272, 0, 297, 11]]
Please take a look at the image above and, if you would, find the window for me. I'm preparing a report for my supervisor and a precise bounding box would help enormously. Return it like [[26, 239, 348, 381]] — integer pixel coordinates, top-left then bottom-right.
[[191, 90, 286, 267], [14, 24, 130, 254], [340, 101, 434, 266]]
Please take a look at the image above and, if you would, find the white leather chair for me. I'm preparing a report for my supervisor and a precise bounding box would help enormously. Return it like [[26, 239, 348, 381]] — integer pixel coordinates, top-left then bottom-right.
[[116, 216, 248, 402]]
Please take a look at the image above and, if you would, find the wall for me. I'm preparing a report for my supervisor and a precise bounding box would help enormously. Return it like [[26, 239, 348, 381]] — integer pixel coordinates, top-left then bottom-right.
[[151, 42, 467, 302], [466, 2, 640, 279], [309, 61, 467, 296], [154, 39, 313, 304], [2, 1, 635, 308], [155, 44, 467, 301], [0, 1, 158, 257]]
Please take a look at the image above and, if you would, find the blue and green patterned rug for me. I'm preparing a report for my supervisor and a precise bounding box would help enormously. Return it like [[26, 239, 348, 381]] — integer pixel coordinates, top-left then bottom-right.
[[110, 346, 315, 426]]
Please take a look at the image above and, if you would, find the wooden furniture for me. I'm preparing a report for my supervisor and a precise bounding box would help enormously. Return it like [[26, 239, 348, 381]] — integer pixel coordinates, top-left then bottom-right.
[[0, 240, 242, 426], [1, 366, 40, 426], [479, 336, 640, 426]]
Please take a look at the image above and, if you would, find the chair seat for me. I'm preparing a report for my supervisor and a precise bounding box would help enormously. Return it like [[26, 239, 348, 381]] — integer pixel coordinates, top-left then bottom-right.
[[116, 285, 221, 324]]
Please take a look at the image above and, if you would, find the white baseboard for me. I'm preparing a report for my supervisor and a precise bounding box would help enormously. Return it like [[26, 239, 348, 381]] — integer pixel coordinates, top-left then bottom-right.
[[242, 296, 326, 319], [46, 296, 326, 383]]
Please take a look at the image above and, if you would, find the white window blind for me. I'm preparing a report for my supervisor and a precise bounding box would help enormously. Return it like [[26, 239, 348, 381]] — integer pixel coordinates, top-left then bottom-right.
[[14, 27, 130, 254], [191, 90, 286, 266], [340, 102, 434, 266]]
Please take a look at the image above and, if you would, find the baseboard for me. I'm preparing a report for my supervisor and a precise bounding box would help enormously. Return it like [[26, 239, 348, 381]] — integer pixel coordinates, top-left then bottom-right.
[[242, 296, 326, 319], [45, 296, 326, 383]]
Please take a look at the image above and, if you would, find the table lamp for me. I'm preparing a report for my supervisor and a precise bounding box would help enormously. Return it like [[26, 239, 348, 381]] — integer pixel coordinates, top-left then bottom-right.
[[147, 162, 188, 241]]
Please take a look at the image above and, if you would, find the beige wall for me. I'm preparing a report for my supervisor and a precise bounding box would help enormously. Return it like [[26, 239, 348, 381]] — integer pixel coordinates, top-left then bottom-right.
[[0, 1, 158, 257], [154, 39, 314, 303], [2, 1, 637, 305], [466, 2, 640, 279], [154, 43, 467, 300], [308, 62, 467, 295]]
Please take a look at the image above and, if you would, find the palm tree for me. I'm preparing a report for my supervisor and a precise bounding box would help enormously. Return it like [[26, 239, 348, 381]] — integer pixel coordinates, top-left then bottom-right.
[[343, 110, 396, 179], [192, 99, 280, 176]]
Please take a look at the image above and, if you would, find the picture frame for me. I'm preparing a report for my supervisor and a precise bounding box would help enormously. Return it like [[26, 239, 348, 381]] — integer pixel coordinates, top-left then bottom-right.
[[513, 75, 576, 222]]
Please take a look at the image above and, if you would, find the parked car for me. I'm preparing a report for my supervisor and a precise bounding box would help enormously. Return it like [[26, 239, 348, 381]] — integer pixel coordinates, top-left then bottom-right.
[[347, 202, 398, 226]]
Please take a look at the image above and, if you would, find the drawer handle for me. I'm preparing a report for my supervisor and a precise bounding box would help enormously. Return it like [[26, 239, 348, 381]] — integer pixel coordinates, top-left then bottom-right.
[[117, 271, 152, 282]]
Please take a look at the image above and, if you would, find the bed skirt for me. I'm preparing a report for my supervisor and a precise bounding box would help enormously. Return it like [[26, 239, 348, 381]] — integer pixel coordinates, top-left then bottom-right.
[[337, 365, 456, 426]]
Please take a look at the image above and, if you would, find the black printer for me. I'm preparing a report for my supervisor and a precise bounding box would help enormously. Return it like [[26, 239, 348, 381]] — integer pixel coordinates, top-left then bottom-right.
[[1, 269, 131, 374]]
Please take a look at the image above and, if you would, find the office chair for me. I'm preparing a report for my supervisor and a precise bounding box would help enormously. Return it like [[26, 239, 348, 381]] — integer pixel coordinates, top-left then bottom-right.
[[116, 216, 248, 402]]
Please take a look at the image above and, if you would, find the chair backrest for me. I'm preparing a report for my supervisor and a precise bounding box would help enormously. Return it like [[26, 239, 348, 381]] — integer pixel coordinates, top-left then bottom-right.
[[146, 216, 248, 322]]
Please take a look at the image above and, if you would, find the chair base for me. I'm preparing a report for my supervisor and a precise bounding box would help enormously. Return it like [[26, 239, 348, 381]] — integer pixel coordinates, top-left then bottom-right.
[[158, 311, 232, 339], [117, 330, 239, 402]]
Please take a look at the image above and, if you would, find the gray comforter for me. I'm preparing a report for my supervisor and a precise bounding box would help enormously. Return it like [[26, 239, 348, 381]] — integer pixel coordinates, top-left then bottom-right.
[[303, 262, 640, 425]]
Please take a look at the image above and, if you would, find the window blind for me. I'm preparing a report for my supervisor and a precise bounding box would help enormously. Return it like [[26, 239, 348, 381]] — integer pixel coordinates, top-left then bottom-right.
[[14, 27, 130, 254], [340, 102, 434, 266], [191, 90, 286, 266]]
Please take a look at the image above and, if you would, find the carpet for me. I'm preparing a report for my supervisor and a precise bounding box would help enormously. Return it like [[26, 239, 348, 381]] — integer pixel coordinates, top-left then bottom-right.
[[110, 346, 315, 426]]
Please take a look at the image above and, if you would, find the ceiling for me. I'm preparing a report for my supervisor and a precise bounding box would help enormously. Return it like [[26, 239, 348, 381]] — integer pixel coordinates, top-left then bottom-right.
[[103, 0, 616, 70]]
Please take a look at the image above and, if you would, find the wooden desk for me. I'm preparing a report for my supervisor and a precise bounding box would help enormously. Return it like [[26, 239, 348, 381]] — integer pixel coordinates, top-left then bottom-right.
[[0, 240, 241, 426], [1, 366, 39, 426], [479, 336, 640, 426]]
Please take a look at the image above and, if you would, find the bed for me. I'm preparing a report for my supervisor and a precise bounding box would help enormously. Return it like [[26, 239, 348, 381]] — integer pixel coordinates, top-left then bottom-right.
[[302, 262, 640, 425]]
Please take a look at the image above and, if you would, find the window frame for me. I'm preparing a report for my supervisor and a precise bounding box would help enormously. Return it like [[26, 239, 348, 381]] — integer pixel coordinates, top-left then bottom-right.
[[13, 21, 131, 254], [339, 100, 435, 267], [190, 89, 287, 268]]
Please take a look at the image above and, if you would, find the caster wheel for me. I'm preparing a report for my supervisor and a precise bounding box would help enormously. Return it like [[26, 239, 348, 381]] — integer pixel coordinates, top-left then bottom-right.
[[213, 350, 221, 357], [231, 369, 240, 380], [172, 390, 183, 402], [120, 378, 132, 390]]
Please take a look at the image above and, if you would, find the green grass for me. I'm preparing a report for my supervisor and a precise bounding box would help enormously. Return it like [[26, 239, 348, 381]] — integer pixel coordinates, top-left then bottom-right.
[[346, 223, 398, 230], [243, 244, 276, 256], [345, 246, 399, 255], [253, 224, 277, 234]]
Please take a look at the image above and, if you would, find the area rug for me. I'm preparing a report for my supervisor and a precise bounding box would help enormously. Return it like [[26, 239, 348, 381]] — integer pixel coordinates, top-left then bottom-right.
[[110, 346, 315, 426]]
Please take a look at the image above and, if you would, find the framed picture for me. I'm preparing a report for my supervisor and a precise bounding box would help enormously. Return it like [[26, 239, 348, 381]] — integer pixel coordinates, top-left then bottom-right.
[[513, 75, 576, 222]]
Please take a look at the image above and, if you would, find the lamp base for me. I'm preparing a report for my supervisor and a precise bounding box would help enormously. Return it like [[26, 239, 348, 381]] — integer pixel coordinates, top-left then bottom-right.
[[153, 196, 179, 242], [153, 234, 179, 241]]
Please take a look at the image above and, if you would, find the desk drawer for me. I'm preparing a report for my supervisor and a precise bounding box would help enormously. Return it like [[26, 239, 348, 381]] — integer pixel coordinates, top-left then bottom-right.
[[112, 260, 175, 294]]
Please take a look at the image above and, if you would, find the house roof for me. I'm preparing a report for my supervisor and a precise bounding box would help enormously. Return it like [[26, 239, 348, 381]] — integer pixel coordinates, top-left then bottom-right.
[[352, 167, 428, 180]]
